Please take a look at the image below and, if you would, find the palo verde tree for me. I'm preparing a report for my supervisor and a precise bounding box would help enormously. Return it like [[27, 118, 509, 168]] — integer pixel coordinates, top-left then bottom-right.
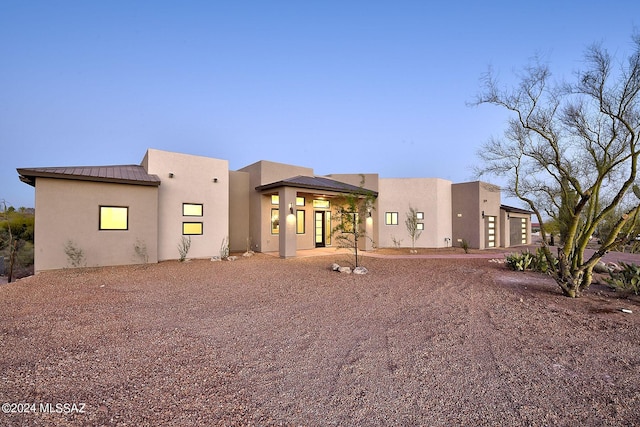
[[473, 33, 640, 297], [332, 176, 377, 268]]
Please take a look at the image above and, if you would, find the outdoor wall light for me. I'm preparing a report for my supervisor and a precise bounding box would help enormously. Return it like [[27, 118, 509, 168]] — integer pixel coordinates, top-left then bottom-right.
[[289, 203, 294, 214], [482, 210, 485, 219], [168, 172, 174, 178], [212, 177, 218, 183]]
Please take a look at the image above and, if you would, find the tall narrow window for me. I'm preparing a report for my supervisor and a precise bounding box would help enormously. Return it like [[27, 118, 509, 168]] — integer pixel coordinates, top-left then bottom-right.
[[100, 206, 128, 230], [183, 203, 203, 216], [296, 210, 305, 234], [271, 208, 279, 234]]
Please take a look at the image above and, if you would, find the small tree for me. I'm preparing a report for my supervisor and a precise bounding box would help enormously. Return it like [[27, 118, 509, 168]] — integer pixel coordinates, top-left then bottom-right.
[[405, 206, 423, 251], [332, 177, 377, 268]]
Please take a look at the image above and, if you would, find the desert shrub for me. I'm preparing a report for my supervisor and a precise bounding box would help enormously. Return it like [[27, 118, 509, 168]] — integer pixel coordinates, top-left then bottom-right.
[[460, 239, 469, 254], [178, 236, 191, 262], [64, 240, 85, 267], [506, 248, 557, 273], [220, 236, 229, 259], [605, 262, 640, 295]]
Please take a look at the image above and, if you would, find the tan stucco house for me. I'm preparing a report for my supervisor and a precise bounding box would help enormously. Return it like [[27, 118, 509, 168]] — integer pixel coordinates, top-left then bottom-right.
[[18, 148, 531, 272]]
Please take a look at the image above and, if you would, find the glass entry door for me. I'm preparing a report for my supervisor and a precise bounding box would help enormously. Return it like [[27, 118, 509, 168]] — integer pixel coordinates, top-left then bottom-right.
[[315, 211, 331, 247]]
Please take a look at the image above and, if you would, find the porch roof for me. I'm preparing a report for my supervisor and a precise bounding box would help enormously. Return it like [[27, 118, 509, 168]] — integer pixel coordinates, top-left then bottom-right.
[[17, 165, 161, 187], [500, 204, 533, 215], [256, 175, 378, 197]]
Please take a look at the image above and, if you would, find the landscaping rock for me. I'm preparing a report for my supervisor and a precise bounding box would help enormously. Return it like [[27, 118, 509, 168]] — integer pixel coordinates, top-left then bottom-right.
[[331, 263, 340, 271], [353, 266, 368, 275], [338, 266, 352, 274]]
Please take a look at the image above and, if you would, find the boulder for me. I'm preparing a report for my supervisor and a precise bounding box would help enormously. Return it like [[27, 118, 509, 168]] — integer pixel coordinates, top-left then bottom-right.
[[353, 266, 368, 275], [593, 261, 609, 274], [338, 266, 352, 274], [331, 263, 340, 271]]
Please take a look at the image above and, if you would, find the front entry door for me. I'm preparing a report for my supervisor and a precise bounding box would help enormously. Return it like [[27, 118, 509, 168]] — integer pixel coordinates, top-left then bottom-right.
[[315, 211, 331, 247]]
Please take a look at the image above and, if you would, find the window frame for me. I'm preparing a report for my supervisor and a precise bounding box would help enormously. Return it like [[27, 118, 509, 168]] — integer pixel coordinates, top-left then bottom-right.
[[385, 212, 399, 225], [271, 208, 280, 235], [182, 203, 203, 217], [182, 222, 203, 235], [296, 210, 305, 234], [99, 206, 129, 231]]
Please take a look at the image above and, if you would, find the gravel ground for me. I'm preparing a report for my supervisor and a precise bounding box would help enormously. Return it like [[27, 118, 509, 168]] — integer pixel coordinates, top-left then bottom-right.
[[1, 253, 639, 426]]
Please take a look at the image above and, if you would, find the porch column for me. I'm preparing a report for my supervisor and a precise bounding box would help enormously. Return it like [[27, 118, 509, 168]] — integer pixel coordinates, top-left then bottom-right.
[[279, 187, 297, 258]]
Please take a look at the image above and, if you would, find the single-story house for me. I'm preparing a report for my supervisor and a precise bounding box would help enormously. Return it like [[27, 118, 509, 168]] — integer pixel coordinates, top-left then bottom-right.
[[17, 148, 532, 272]]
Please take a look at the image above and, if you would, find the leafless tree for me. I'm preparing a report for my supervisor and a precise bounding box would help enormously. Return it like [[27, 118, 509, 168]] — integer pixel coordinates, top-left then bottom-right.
[[473, 34, 640, 297]]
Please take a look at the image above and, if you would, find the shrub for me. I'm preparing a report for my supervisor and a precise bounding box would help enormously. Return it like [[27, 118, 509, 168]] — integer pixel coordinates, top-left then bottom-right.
[[178, 236, 191, 262], [505, 248, 557, 273], [605, 262, 640, 295], [64, 240, 85, 268]]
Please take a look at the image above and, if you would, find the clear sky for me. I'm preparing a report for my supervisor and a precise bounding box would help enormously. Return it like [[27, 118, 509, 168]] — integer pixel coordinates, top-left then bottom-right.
[[1, 1, 638, 208]]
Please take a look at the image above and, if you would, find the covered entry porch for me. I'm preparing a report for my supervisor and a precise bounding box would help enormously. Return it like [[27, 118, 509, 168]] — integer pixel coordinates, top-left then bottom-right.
[[256, 175, 378, 258]]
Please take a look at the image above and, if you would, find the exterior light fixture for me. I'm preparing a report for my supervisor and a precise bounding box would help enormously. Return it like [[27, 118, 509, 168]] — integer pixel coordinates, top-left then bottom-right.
[[482, 211, 485, 219], [168, 173, 174, 178], [213, 177, 218, 183], [289, 203, 293, 214]]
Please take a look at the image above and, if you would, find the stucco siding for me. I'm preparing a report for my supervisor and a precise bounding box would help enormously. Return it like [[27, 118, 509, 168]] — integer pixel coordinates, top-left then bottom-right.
[[33, 178, 158, 272], [377, 178, 452, 249], [143, 149, 229, 261]]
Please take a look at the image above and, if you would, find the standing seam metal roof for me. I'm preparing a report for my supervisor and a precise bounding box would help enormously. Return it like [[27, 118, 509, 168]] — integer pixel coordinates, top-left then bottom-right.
[[17, 165, 161, 187]]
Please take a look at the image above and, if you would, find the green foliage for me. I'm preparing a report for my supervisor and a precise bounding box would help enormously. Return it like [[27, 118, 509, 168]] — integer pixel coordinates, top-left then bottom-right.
[[505, 248, 557, 273], [331, 176, 377, 268], [605, 262, 640, 295], [178, 236, 191, 262], [64, 240, 85, 268]]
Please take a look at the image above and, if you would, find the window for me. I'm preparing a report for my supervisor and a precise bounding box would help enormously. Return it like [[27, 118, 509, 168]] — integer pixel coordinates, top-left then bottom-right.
[[99, 206, 128, 230], [385, 212, 398, 225], [183, 222, 203, 235], [296, 197, 305, 206], [416, 212, 424, 220], [183, 203, 203, 216], [313, 199, 330, 209], [296, 210, 305, 234], [417, 223, 424, 230], [271, 208, 279, 234], [271, 195, 279, 205]]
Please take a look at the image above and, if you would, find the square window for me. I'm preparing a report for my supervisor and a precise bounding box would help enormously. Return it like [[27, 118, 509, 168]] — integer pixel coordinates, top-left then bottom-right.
[[271, 195, 279, 205], [296, 197, 305, 206], [417, 223, 424, 230], [385, 212, 398, 225], [183, 203, 203, 216], [416, 212, 424, 220], [100, 206, 128, 230], [183, 222, 203, 235]]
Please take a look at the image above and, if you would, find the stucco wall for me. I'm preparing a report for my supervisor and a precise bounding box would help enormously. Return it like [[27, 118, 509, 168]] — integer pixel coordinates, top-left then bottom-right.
[[238, 160, 314, 253], [377, 178, 452, 249], [143, 149, 229, 260], [229, 170, 250, 252], [33, 178, 158, 272], [451, 181, 501, 249]]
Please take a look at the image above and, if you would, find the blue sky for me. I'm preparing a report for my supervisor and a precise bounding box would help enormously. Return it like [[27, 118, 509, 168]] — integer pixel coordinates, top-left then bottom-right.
[[1, 1, 638, 208]]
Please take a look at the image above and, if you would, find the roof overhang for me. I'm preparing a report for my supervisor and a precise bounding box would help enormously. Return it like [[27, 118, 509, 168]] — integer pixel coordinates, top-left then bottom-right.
[[255, 175, 378, 197], [17, 165, 161, 187], [500, 204, 534, 215]]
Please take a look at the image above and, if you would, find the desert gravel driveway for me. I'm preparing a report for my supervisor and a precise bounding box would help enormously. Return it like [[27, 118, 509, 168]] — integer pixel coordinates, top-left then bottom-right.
[[1, 253, 639, 426]]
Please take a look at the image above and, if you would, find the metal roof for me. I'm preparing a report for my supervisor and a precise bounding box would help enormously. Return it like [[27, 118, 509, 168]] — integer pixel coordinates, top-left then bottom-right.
[[256, 175, 378, 196], [17, 165, 161, 187], [500, 204, 534, 215]]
